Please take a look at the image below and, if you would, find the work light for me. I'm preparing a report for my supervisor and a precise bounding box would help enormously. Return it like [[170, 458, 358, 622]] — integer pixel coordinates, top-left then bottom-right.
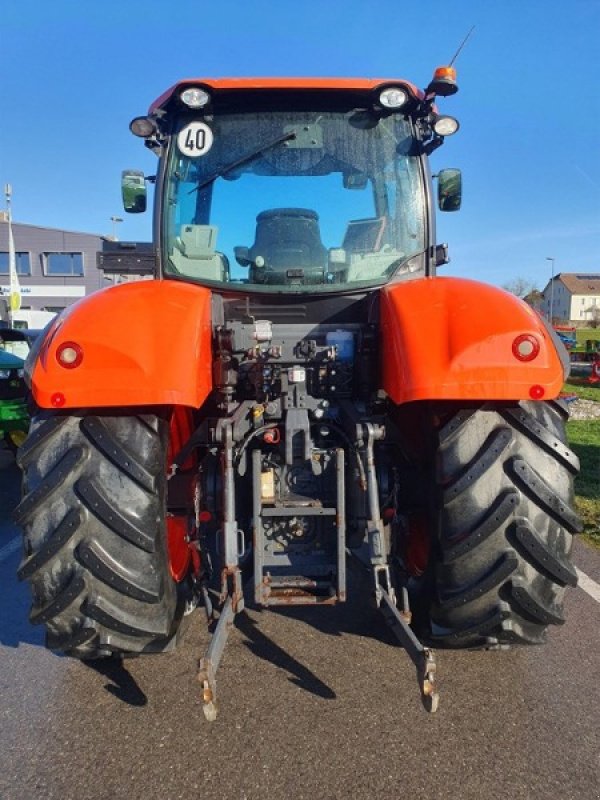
[[379, 87, 409, 109], [432, 115, 460, 137], [180, 87, 211, 108], [129, 116, 157, 137]]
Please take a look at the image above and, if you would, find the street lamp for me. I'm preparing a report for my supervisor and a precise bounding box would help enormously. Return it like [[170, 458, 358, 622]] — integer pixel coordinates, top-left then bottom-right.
[[110, 216, 123, 240], [546, 257, 555, 322]]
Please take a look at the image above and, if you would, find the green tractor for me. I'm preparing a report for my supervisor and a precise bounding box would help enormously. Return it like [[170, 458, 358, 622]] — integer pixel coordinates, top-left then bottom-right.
[[0, 328, 36, 453]]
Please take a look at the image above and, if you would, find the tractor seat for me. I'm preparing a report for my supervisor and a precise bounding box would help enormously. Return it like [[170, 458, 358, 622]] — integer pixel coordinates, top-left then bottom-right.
[[171, 224, 229, 281], [247, 208, 328, 284]]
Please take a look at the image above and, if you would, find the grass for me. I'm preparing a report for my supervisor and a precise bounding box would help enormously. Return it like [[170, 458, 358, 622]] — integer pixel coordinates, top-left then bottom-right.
[[565, 391, 600, 547], [575, 327, 600, 346], [563, 379, 600, 402], [568, 327, 600, 359], [562, 337, 600, 546]]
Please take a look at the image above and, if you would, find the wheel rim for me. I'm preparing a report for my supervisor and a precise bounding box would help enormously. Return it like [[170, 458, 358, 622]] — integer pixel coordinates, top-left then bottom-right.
[[166, 407, 197, 582], [404, 512, 431, 577]]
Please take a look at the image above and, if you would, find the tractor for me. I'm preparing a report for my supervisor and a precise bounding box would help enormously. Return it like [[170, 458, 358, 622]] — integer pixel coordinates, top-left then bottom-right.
[[15, 68, 580, 717], [0, 326, 38, 453]]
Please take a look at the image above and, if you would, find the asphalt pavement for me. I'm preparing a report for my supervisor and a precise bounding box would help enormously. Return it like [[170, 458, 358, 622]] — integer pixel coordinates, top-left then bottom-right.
[[1, 444, 599, 800]]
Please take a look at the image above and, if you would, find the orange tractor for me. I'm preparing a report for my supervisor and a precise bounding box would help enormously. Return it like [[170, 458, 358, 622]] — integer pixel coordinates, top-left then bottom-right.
[[15, 69, 580, 716]]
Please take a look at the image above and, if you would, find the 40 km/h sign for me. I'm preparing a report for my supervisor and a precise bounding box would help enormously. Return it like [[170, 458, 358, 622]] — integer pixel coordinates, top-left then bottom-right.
[[177, 122, 214, 158]]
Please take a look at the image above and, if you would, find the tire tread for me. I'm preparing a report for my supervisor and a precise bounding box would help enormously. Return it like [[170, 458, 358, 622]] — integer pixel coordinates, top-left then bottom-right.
[[432, 401, 579, 648], [16, 411, 177, 659]]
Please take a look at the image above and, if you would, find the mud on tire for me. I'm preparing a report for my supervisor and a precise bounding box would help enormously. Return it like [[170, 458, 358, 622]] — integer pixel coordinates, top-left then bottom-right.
[[431, 400, 581, 648], [14, 411, 178, 658]]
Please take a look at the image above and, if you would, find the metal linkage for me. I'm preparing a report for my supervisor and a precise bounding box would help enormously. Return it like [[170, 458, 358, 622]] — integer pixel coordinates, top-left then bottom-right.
[[197, 594, 236, 722], [197, 417, 245, 721], [359, 422, 439, 713], [197, 563, 244, 721], [368, 543, 439, 712], [377, 584, 439, 713]]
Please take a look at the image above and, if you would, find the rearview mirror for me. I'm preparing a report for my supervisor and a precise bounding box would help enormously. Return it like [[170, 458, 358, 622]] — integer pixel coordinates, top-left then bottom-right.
[[437, 168, 462, 212], [122, 170, 147, 213]]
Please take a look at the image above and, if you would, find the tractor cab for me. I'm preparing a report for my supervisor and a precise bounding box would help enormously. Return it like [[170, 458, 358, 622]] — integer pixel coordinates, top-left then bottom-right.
[[121, 74, 461, 292]]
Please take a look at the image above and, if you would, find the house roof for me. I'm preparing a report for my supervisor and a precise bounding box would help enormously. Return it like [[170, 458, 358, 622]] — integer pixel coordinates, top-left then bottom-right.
[[556, 273, 600, 294]]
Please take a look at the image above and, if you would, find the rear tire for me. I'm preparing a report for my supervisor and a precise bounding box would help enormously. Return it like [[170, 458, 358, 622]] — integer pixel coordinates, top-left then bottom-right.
[[15, 410, 179, 659], [431, 400, 581, 648]]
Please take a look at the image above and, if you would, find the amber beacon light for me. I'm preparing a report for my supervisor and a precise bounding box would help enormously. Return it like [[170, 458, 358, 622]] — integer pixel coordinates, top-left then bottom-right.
[[427, 65, 459, 97]]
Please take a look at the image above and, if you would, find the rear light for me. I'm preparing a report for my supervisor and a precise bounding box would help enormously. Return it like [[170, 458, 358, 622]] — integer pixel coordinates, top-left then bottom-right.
[[51, 392, 66, 407], [512, 334, 540, 362], [56, 342, 83, 369], [529, 385, 545, 400]]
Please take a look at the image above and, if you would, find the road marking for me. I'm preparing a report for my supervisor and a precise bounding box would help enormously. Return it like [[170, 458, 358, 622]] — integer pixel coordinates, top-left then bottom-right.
[[576, 567, 600, 604], [0, 535, 21, 564]]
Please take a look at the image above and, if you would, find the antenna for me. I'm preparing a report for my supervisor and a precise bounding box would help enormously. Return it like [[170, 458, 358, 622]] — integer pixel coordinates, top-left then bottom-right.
[[448, 25, 475, 67], [424, 26, 474, 101]]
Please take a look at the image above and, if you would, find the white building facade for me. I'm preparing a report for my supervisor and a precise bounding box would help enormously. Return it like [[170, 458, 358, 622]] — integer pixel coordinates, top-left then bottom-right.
[[541, 273, 600, 324]]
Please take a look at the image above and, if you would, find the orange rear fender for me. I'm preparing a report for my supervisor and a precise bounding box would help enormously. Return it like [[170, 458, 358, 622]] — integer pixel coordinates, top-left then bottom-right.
[[30, 280, 213, 409], [381, 277, 565, 404]]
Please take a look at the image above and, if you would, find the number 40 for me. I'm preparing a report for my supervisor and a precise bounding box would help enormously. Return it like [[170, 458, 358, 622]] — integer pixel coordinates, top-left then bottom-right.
[[186, 127, 206, 151]]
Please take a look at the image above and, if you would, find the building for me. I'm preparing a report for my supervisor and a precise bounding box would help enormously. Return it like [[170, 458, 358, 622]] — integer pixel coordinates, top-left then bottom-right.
[[0, 219, 108, 326], [541, 272, 600, 324]]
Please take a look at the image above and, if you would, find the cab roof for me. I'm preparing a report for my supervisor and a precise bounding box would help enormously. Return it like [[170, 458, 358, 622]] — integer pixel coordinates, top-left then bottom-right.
[[149, 77, 423, 115]]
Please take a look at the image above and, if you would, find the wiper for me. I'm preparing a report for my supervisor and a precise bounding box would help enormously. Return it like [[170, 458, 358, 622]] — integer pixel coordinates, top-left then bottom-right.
[[189, 129, 297, 194]]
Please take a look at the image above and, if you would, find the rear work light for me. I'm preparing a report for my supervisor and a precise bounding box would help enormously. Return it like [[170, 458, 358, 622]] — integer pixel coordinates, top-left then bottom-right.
[[129, 116, 157, 137], [379, 87, 409, 109], [56, 342, 84, 369], [180, 87, 211, 108], [432, 115, 460, 137]]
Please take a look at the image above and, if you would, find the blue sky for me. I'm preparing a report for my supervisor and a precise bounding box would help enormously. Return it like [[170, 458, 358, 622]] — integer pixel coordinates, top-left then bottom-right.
[[1, 0, 599, 291]]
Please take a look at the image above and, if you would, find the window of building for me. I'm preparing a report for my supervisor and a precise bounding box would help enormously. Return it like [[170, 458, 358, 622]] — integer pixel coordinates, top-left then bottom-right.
[[44, 252, 84, 276], [0, 251, 31, 275]]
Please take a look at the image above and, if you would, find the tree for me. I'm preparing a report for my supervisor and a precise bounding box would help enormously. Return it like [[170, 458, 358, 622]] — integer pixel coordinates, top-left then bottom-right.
[[502, 278, 539, 300], [523, 289, 544, 309], [585, 305, 600, 328]]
